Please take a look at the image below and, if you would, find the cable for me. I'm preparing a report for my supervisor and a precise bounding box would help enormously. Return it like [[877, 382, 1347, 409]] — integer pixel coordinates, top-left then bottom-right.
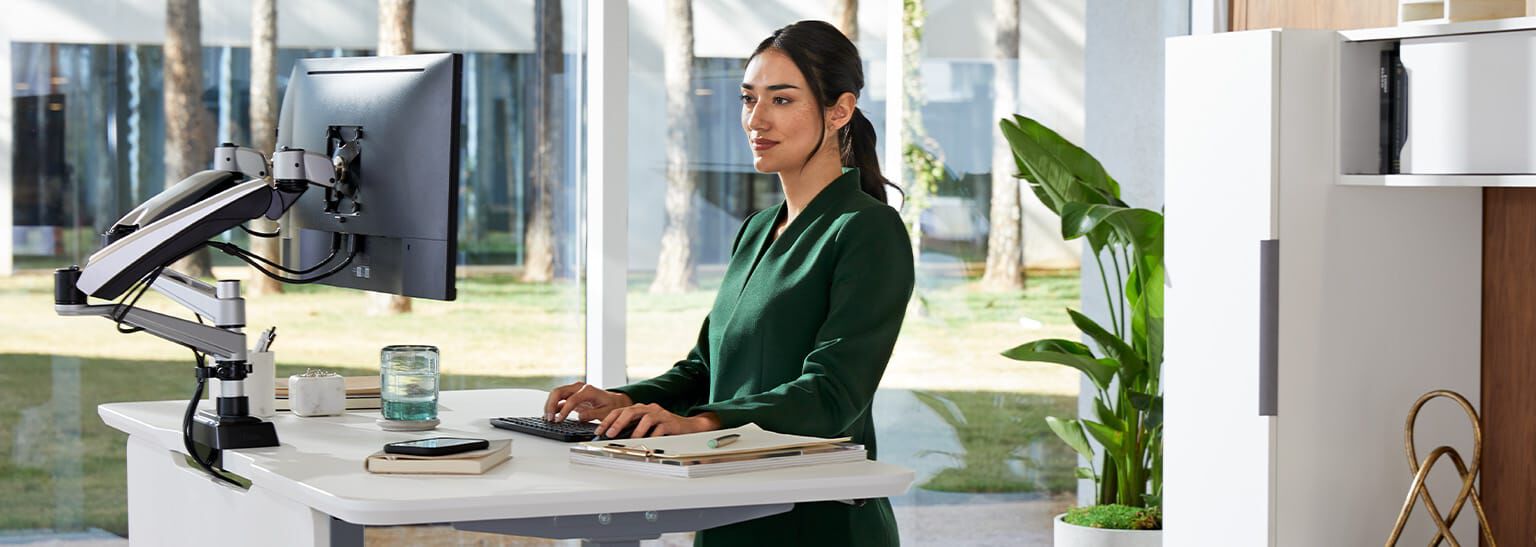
[[210, 237, 356, 285], [113, 265, 166, 334], [207, 236, 340, 276], [240, 223, 280, 238], [182, 348, 242, 487]]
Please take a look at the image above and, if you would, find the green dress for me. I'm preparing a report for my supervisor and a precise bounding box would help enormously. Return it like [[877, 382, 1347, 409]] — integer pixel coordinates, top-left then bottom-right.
[[612, 168, 914, 547]]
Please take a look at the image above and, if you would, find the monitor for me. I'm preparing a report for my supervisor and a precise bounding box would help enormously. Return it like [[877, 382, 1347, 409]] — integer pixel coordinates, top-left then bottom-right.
[[276, 53, 461, 301]]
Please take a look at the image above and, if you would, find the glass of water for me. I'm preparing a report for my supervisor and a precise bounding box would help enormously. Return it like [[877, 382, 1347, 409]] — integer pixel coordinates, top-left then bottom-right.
[[380, 345, 439, 421]]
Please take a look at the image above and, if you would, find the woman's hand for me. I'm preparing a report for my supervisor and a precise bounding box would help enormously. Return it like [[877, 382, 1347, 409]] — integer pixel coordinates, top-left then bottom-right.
[[598, 404, 722, 439], [543, 381, 633, 422]]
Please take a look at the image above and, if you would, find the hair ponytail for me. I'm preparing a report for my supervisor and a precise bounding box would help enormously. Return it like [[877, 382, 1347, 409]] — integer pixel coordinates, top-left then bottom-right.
[[841, 107, 899, 204], [751, 20, 902, 205]]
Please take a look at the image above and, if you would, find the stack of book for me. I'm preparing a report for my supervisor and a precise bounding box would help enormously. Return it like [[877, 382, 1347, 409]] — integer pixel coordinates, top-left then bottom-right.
[[275, 375, 382, 411], [365, 439, 512, 475], [569, 424, 867, 478]]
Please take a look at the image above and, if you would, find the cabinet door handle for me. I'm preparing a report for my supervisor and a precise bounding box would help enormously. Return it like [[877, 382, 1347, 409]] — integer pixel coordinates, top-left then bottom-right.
[[1259, 239, 1278, 417]]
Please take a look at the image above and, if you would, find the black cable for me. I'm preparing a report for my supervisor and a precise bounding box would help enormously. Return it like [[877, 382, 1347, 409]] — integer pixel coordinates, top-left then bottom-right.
[[183, 348, 242, 487], [207, 240, 339, 276], [212, 237, 356, 285], [114, 265, 166, 334], [239, 223, 280, 238]]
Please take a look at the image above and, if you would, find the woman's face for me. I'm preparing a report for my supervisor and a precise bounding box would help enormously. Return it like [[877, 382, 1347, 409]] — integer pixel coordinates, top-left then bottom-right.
[[740, 49, 828, 174]]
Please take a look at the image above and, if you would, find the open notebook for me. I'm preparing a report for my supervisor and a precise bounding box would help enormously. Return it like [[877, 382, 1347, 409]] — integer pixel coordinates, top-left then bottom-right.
[[580, 423, 850, 458]]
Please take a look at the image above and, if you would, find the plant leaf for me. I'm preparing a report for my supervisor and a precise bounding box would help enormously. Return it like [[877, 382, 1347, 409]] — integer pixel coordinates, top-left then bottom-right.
[[1146, 396, 1164, 430], [1068, 308, 1146, 383], [1095, 398, 1124, 431], [1047, 416, 1096, 462], [1082, 419, 1124, 459], [1075, 466, 1097, 480], [1128, 391, 1156, 411], [1002, 344, 1117, 391]]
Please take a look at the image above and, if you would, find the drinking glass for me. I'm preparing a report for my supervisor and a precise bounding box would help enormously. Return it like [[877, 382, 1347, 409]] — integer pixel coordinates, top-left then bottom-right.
[[380, 345, 439, 421]]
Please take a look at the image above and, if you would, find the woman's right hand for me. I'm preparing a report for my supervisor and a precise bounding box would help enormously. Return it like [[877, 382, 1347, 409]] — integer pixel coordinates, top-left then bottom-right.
[[542, 381, 633, 423]]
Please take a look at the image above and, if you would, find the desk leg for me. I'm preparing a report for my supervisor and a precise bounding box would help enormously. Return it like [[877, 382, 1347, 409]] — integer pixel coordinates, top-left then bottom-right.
[[454, 503, 793, 545], [328, 518, 365, 547]]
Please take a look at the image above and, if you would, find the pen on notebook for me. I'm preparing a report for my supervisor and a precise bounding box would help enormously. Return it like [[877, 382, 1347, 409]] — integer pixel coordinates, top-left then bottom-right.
[[707, 433, 740, 449]]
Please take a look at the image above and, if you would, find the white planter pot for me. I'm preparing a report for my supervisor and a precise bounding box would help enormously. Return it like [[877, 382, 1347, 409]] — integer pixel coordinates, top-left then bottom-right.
[[1053, 514, 1162, 547]]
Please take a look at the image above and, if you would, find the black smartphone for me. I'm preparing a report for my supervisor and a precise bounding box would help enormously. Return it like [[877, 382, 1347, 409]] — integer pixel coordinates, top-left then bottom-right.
[[383, 437, 490, 457]]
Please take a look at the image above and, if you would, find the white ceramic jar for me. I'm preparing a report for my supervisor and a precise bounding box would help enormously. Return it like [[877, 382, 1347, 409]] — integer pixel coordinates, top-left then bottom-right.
[[288, 371, 345, 417]]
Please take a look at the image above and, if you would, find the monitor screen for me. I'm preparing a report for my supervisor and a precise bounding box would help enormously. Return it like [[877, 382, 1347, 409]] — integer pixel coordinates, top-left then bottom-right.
[[276, 53, 461, 301]]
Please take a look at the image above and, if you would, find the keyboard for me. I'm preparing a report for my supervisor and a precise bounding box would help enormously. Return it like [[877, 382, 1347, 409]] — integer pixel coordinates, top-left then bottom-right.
[[489, 416, 603, 442]]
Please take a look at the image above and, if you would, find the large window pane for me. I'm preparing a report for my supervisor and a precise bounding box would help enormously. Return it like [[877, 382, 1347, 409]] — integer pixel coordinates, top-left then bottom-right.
[[624, 1, 1083, 544], [1, 2, 585, 540]]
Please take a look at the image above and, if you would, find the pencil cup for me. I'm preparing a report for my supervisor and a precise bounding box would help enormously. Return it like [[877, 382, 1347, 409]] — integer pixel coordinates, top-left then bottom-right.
[[246, 350, 276, 418]]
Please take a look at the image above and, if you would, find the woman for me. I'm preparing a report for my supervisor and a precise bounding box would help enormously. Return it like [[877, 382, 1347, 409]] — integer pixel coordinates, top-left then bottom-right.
[[543, 20, 913, 546]]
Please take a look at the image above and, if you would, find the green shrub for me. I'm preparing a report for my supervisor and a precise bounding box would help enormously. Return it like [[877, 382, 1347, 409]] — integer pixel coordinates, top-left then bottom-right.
[[1063, 504, 1161, 530]]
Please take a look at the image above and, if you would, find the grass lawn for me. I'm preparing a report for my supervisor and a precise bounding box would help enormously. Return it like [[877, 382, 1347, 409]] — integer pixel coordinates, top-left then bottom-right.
[[0, 269, 1084, 535]]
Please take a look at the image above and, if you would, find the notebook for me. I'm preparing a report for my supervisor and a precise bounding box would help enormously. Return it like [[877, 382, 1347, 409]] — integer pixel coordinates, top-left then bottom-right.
[[568, 424, 863, 478], [364, 439, 511, 475]]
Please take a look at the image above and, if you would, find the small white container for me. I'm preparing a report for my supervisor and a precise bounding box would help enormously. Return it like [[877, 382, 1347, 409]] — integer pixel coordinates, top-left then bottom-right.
[[288, 372, 345, 417], [246, 350, 276, 418]]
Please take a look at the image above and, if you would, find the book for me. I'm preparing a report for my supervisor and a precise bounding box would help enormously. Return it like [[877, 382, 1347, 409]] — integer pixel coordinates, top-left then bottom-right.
[[568, 423, 865, 478], [1391, 48, 1408, 174], [365, 439, 511, 475], [274, 395, 382, 411], [1379, 47, 1394, 174]]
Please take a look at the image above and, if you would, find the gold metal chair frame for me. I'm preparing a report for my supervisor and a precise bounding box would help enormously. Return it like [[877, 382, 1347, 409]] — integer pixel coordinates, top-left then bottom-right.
[[1385, 389, 1495, 547]]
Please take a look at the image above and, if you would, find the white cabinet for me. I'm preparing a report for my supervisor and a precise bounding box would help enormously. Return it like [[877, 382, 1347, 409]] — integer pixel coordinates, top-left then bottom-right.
[[1165, 28, 1483, 546]]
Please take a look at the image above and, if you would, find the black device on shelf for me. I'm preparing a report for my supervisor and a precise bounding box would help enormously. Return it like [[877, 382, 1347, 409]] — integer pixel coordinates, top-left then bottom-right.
[[490, 417, 639, 443]]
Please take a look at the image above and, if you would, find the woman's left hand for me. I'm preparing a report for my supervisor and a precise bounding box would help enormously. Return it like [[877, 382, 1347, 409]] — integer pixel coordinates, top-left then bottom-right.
[[597, 403, 721, 439]]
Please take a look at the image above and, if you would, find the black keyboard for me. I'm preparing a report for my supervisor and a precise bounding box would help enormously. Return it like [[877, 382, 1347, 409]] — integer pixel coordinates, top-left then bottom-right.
[[489, 417, 601, 442]]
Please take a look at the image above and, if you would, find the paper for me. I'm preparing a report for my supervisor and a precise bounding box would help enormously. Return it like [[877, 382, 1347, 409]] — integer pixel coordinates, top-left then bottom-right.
[[580, 423, 850, 458]]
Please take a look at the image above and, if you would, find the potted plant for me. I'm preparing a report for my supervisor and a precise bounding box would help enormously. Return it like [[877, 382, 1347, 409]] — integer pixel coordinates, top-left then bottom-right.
[[998, 115, 1163, 545]]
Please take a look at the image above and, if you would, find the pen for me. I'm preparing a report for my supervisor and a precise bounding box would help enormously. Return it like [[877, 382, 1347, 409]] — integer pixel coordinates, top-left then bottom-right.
[[256, 327, 277, 352], [707, 433, 740, 449]]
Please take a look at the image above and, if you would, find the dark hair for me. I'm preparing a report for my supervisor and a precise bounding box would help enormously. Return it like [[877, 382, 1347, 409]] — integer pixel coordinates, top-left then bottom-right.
[[749, 20, 901, 204]]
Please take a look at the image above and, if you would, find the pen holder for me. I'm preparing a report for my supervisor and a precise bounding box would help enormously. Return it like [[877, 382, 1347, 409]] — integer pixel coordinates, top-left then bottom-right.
[[288, 371, 345, 417], [246, 350, 275, 418], [207, 349, 276, 418]]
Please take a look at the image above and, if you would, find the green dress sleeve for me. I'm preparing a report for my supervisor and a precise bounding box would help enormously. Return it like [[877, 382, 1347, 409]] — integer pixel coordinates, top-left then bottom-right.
[[608, 209, 767, 414], [689, 206, 914, 437]]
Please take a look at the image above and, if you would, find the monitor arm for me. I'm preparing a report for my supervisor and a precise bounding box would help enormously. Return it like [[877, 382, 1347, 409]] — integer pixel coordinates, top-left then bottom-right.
[[52, 141, 358, 454]]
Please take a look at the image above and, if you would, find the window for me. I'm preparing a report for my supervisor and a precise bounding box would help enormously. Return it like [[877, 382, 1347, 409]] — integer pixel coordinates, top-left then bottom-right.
[[1, 3, 585, 538]]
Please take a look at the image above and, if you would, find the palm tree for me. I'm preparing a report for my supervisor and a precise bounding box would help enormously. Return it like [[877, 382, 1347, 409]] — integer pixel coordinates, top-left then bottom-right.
[[834, 0, 858, 40], [165, 0, 214, 278], [368, 0, 414, 314], [247, 0, 282, 296], [980, 0, 1023, 291], [522, 0, 561, 283], [650, 0, 697, 294]]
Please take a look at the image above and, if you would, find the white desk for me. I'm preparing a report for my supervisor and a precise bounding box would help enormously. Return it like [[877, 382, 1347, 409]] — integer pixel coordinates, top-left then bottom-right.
[[99, 388, 914, 546]]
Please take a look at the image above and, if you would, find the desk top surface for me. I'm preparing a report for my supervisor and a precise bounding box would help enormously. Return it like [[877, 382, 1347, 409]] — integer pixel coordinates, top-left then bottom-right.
[[99, 388, 914, 525]]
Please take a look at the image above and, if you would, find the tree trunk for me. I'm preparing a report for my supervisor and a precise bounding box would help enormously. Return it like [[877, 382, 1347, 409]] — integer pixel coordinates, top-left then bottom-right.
[[165, 0, 214, 278], [522, 0, 561, 284], [248, 0, 282, 296], [369, 0, 414, 315], [834, 0, 858, 41], [980, 0, 1023, 291], [650, 0, 696, 294]]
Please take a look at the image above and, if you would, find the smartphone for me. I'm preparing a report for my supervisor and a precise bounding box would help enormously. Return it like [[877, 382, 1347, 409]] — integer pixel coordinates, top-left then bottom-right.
[[383, 437, 490, 457]]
